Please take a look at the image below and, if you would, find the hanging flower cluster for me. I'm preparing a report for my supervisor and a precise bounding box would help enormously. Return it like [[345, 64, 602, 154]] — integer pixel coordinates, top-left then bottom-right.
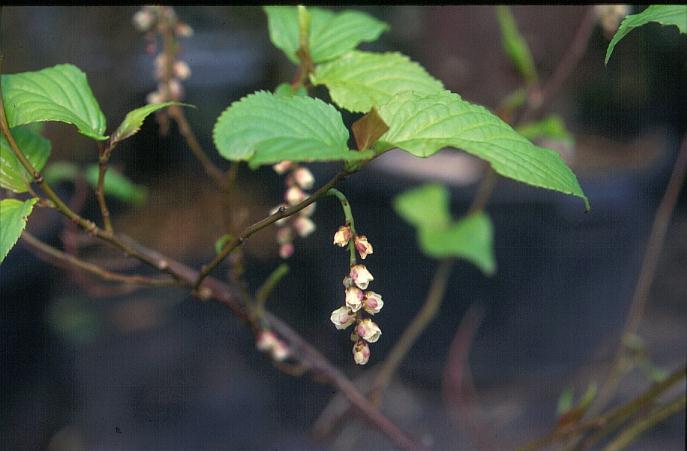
[[330, 226, 383, 365], [270, 162, 317, 259], [132, 6, 193, 104]]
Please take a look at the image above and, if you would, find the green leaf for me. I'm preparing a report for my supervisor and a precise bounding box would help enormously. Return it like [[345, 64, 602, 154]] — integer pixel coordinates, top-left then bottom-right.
[[274, 83, 308, 97], [311, 51, 445, 113], [393, 184, 495, 275], [213, 91, 372, 168], [43, 161, 79, 185], [1, 64, 107, 140], [606, 5, 687, 64], [418, 213, 496, 275], [85, 165, 147, 206], [377, 91, 589, 209], [393, 183, 452, 230], [495, 6, 538, 84], [264, 6, 388, 64], [0, 197, 37, 263], [111, 102, 188, 145], [516, 114, 573, 144], [1, 127, 51, 193]]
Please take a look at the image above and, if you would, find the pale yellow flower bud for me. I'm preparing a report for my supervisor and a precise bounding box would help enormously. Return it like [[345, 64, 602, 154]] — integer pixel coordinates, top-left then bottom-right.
[[353, 340, 370, 365], [355, 318, 381, 343], [363, 291, 383, 315], [342, 276, 354, 288], [354, 235, 373, 260], [345, 286, 364, 312], [330, 306, 356, 330], [272, 161, 293, 174], [350, 264, 373, 290], [333, 226, 352, 247], [270, 339, 290, 361], [285, 186, 306, 205], [133, 10, 155, 31], [292, 167, 315, 190], [174, 60, 191, 80], [256, 330, 279, 352], [146, 91, 163, 105], [175, 23, 194, 38], [293, 216, 315, 238]]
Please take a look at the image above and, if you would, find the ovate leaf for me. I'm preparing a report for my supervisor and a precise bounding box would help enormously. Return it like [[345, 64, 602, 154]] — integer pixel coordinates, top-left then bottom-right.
[[0, 197, 37, 263], [85, 165, 147, 206], [377, 91, 588, 209], [393, 183, 452, 230], [213, 91, 372, 168], [111, 102, 188, 145], [495, 6, 538, 84], [606, 5, 687, 64], [311, 51, 444, 113], [393, 184, 495, 275], [1, 64, 107, 140], [264, 6, 388, 64], [1, 127, 51, 193], [418, 213, 495, 275]]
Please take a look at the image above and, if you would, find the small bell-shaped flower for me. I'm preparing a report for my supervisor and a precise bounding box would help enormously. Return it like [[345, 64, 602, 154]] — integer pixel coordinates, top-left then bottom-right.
[[330, 306, 356, 330], [279, 242, 294, 259], [285, 186, 306, 205], [353, 340, 370, 365], [333, 226, 352, 247], [345, 286, 364, 312], [342, 275, 354, 288], [363, 291, 383, 315], [292, 167, 315, 190], [293, 216, 315, 238], [173, 60, 191, 80], [356, 318, 382, 343], [273, 161, 293, 175], [354, 235, 373, 260], [350, 264, 374, 290]]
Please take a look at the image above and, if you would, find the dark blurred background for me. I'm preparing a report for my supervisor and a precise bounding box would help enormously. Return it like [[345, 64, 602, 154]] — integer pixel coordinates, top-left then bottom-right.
[[1, 6, 685, 451]]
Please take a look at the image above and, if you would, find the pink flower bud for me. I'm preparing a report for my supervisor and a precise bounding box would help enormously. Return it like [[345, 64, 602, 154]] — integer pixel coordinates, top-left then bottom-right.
[[333, 226, 352, 247], [292, 167, 315, 190], [355, 318, 381, 343], [349, 264, 373, 290], [270, 339, 290, 361], [146, 91, 163, 105], [293, 216, 315, 238], [272, 161, 293, 174], [354, 235, 373, 260], [276, 226, 292, 245], [174, 60, 191, 80], [256, 330, 279, 352], [353, 340, 370, 365], [133, 10, 155, 31], [363, 291, 384, 315], [279, 243, 294, 259], [285, 186, 306, 206], [345, 286, 364, 312], [330, 306, 356, 330], [175, 22, 194, 38]]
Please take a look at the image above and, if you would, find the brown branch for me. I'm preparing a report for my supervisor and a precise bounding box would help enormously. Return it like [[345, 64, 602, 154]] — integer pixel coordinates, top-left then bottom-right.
[[95, 140, 115, 232], [591, 135, 687, 416], [194, 170, 349, 289], [21, 231, 177, 287]]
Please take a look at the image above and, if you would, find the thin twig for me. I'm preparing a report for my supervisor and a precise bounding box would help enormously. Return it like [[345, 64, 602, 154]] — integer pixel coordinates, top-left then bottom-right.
[[601, 394, 686, 451], [194, 170, 349, 289], [95, 140, 114, 232], [22, 231, 177, 287], [518, 6, 598, 124], [591, 135, 687, 416], [370, 258, 454, 405]]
